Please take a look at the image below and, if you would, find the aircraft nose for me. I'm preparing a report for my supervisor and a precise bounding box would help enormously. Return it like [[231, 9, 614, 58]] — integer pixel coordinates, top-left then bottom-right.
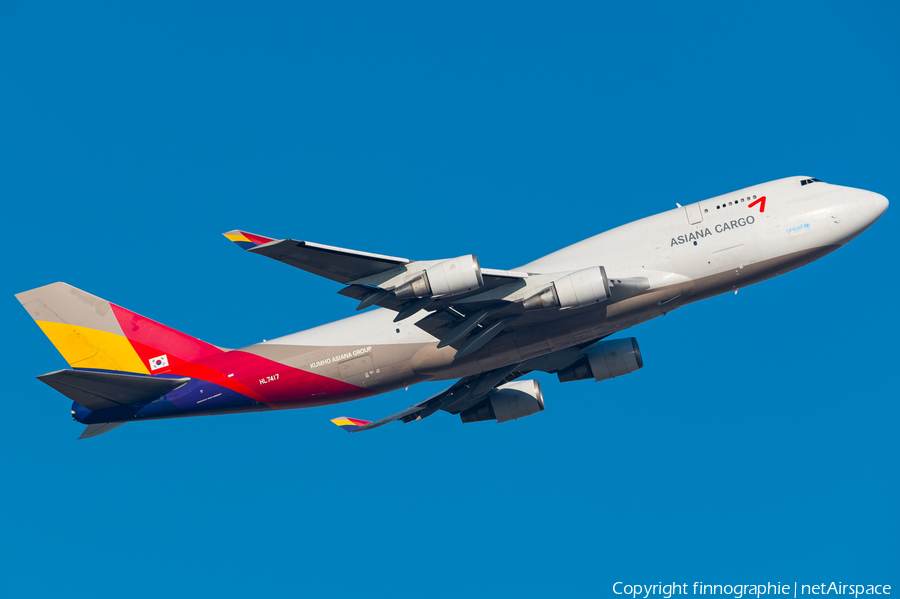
[[872, 192, 889, 218]]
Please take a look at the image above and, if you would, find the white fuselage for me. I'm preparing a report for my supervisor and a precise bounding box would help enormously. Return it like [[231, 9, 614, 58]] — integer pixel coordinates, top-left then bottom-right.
[[522, 176, 882, 283]]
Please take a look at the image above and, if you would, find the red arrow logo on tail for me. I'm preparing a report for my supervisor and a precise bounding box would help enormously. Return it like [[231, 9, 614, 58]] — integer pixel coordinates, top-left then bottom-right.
[[748, 196, 766, 213]]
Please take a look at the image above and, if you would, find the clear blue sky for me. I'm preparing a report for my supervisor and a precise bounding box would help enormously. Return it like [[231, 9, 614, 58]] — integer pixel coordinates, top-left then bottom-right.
[[2, 2, 897, 597]]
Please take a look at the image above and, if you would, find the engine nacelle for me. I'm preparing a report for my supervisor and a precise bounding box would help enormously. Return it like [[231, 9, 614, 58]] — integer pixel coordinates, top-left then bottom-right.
[[460, 380, 545, 424], [557, 338, 643, 383], [523, 266, 611, 310], [395, 255, 484, 299]]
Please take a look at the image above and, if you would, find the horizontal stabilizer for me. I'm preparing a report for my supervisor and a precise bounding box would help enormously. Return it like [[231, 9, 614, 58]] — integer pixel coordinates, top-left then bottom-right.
[[38, 370, 190, 411], [79, 421, 127, 439], [330, 417, 371, 433]]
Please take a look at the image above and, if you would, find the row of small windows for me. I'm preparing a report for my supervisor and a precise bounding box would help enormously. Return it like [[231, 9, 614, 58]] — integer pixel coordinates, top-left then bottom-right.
[[800, 178, 822, 186], [704, 195, 758, 212]]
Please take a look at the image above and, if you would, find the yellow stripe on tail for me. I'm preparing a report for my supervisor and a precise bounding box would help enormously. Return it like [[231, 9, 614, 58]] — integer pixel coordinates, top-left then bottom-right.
[[35, 321, 150, 374]]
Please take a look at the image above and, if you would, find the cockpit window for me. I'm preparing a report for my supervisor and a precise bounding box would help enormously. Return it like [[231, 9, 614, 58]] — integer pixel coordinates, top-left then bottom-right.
[[800, 178, 824, 186]]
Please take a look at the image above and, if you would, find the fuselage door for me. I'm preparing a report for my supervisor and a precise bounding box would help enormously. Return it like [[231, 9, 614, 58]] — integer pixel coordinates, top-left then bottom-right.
[[684, 203, 703, 225]]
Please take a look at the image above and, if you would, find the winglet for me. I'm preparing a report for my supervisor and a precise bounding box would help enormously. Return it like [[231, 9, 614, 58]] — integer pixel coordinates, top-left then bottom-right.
[[223, 230, 276, 250], [330, 417, 371, 433]]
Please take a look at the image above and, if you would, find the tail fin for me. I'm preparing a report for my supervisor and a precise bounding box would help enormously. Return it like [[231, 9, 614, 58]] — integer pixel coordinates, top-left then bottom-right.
[[16, 282, 224, 375]]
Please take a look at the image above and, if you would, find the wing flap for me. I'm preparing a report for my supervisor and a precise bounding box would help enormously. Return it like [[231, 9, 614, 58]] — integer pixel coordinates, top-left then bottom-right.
[[38, 370, 191, 411], [336, 284, 408, 311]]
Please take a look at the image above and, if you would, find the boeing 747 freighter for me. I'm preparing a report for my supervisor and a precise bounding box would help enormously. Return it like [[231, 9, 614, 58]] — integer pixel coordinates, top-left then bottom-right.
[[16, 176, 888, 437]]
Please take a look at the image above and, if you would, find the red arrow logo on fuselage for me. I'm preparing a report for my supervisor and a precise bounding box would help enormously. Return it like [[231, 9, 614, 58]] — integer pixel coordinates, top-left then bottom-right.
[[748, 196, 766, 213]]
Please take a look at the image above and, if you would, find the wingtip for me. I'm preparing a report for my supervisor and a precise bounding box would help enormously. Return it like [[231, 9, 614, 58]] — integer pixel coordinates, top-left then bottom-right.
[[330, 417, 371, 433], [223, 230, 276, 250]]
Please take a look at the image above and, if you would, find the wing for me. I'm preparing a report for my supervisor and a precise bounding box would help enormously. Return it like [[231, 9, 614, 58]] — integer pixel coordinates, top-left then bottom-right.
[[224, 229, 527, 301], [330, 363, 529, 433], [224, 229, 539, 347], [224, 230, 410, 284], [328, 340, 614, 434]]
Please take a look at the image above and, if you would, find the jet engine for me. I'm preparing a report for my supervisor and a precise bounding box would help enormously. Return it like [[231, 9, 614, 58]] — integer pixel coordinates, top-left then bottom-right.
[[523, 266, 611, 310], [395, 255, 484, 299], [460, 380, 544, 423], [557, 338, 643, 383]]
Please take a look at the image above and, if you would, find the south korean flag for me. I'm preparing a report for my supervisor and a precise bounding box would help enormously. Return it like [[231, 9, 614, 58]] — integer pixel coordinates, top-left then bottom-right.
[[149, 354, 169, 370]]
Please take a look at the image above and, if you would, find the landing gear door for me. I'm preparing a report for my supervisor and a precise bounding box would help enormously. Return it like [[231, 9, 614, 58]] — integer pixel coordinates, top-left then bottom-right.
[[685, 203, 703, 225]]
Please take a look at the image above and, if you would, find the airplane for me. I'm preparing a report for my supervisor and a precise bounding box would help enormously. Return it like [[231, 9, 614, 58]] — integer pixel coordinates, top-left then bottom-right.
[[16, 176, 888, 438]]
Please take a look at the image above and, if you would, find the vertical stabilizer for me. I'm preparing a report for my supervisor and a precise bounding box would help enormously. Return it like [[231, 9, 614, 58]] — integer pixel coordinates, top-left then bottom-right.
[[16, 282, 225, 375]]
